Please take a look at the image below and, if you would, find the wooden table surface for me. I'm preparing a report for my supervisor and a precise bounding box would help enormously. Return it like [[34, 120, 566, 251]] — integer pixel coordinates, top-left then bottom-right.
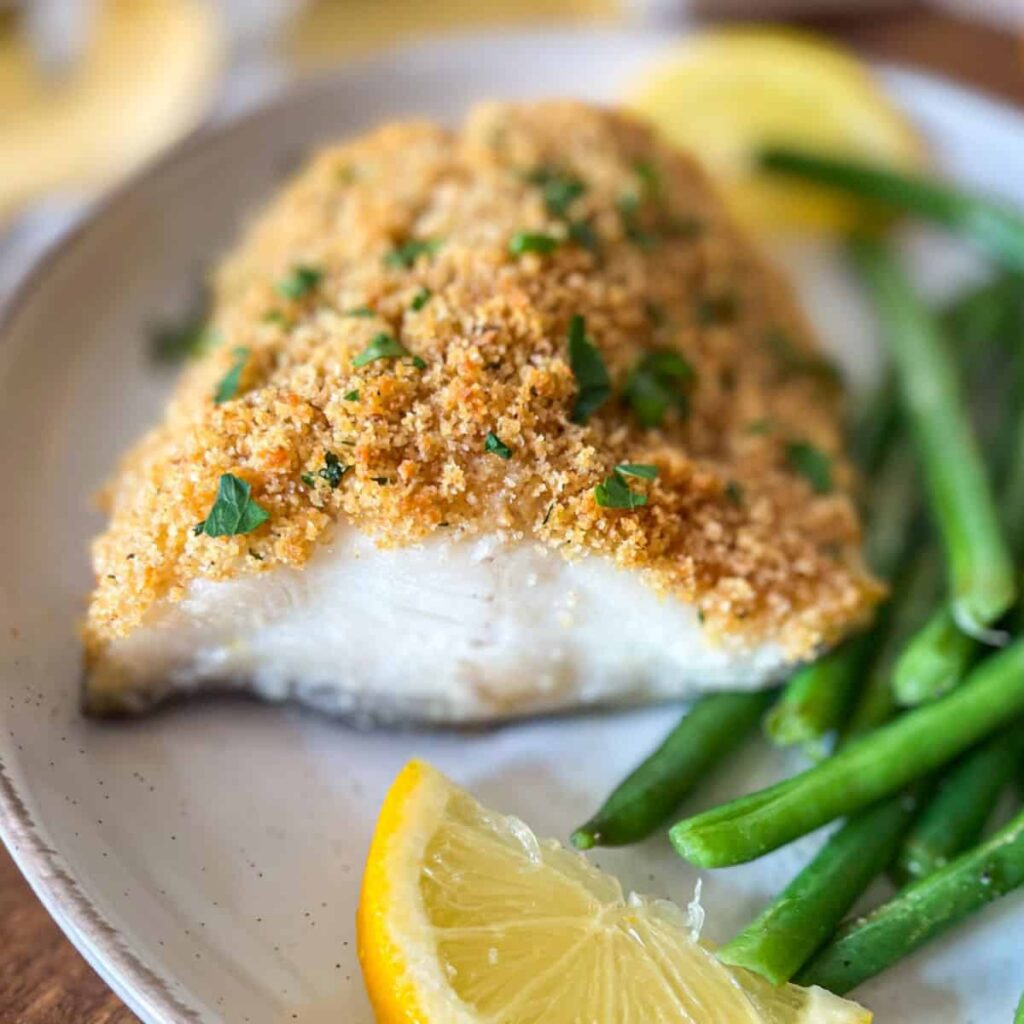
[[1, 8, 1021, 1023]]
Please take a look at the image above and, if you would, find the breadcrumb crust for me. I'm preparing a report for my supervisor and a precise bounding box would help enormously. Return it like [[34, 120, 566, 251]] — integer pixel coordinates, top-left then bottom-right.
[[85, 101, 880, 661]]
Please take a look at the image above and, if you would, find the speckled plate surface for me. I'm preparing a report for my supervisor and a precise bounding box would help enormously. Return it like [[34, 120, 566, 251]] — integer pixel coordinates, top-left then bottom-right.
[[1, 28, 1023, 1024]]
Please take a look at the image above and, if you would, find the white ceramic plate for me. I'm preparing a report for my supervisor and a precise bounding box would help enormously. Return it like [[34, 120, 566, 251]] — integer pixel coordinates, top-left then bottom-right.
[[2, 28, 1023, 1024]]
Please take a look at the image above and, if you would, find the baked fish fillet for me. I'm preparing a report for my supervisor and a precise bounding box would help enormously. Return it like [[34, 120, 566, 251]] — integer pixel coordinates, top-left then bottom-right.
[[83, 101, 879, 724]]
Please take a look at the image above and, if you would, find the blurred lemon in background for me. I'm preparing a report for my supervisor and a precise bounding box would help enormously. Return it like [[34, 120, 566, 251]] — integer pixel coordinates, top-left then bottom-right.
[[626, 28, 926, 232], [0, 0, 221, 222]]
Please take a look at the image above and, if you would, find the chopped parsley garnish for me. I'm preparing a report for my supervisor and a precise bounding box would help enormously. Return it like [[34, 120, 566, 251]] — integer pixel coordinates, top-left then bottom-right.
[[616, 193, 653, 248], [766, 328, 841, 386], [195, 474, 269, 537], [596, 473, 646, 509], [301, 472, 316, 487], [618, 193, 640, 216], [318, 452, 347, 488], [634, 160, 661, 198], [410, 287, 432, 311], [262, 310, 287, 325], [616, 463, 659, 480], [385, 238, 442, 269], [745, 418, 773, 435], [344, 389, 360, 401], [786, 441, 834, 494], [151, 316, 221, 364], [567, 315, 611, 424], [645, 302, 666, 327], [725, 480, 744, 506], [526, 167, 587, 219], [344, 306, 376, 318], [508, 231, 559, 256], [697, 293, 739, 326], [484, 431, 513, 459], [353, 332, 426, 369], [595, 463, 658, 510], [545, 177, 586, 217], [624, 349, 695, 428], [213, 346, 250, 404], [276, 264, 324, 300], [567, 219, 598, 251], [611, 164, 701, 250]]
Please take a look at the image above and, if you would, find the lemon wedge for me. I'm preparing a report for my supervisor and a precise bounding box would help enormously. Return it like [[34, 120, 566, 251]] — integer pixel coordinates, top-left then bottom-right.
[[357, 760, 871, 1023], [625, 27, 925, 232]]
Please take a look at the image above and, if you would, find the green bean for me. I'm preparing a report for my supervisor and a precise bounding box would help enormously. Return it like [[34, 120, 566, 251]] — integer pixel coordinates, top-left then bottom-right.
[[569, 690, 774, 849], [943, 273, 1024, 355], [722, 551, 934, 983], [1000, 404, 1024, 553], [836, 273, 1004, 492], [765, 443, 919, 754], [860, 443, 921, 576], [723, 623, 930, 987], [1016, 987, 1024, 1024], [849, 375, 898, 475], [892, 524, 1019, 711], [893, 608, 977, 705], [897, 278, 1024, 704], [894, 364, 1024, 706], [759, 147, 1024, 271], [796, 804, 1024, 993], [892, 273, 1024, 705], [717, 791, 924, 985], [843, 549, 942, 738], [763, 638, 869, 759], [849, 236, 1015, 638], [670, 639, 1024, 868], [944, 274, 1024, 477], [726, 266, 1023, 973], [894, 723, 1024, 885]]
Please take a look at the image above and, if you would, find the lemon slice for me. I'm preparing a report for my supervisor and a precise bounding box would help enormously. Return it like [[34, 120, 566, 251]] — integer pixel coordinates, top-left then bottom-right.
[[625, 27, 925, 232], [357, 760, 871, 1023]]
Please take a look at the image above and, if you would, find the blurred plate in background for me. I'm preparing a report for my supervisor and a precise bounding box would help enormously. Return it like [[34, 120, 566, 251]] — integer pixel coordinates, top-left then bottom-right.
[[0, 0, 222, 222]]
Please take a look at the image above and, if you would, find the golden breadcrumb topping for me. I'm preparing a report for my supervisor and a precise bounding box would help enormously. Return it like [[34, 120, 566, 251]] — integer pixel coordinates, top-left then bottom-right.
[[86, 101, 880, 659]]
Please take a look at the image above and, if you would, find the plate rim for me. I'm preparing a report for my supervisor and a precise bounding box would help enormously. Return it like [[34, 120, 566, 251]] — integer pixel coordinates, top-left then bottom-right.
[[2, 25, 1024, 1023]]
